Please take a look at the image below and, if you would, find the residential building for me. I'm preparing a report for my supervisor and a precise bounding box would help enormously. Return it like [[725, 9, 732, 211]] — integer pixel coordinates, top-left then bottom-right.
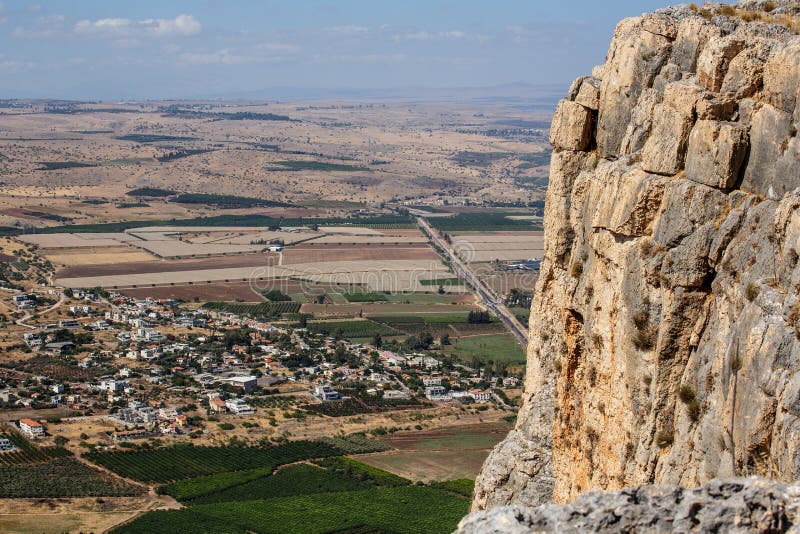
[[425, 386, 451, 401], [209, 395, 227, 413], [113, 429, 150, 442], [19, 418, 45, 438], [223, 376, 257, 393], [225, 398, 254, 415], [469, 389, 492, 402], [314, 385, 340, 401]]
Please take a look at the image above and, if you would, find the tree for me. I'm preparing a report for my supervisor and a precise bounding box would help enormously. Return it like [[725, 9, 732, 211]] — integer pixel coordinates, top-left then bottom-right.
[[440, 333, 450, 346], [372, 334, 383, 349]]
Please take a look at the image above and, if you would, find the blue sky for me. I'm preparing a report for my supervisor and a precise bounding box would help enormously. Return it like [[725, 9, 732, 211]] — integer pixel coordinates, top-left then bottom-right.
[[0, 1, 674, 100]]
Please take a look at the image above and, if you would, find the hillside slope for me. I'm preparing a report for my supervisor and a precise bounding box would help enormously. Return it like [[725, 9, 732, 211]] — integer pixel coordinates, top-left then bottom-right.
[[472, 0, 800, 512]]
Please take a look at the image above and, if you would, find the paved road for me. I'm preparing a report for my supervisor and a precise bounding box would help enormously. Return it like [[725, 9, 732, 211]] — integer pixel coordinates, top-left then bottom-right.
[[16, 293, 67, 330], [417, 217, 529, 350]]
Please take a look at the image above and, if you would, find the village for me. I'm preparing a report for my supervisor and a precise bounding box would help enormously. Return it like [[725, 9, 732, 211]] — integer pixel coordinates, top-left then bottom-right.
[[1, 281, 520, 448]]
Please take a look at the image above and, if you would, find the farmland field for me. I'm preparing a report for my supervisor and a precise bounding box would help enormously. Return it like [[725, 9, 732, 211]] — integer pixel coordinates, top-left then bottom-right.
[[181, 464, 371, 504], [280, 244, 437, 264], [119, 281, 266, 302], [85, 441, 340, 483], [357, 422, 513, 482], [0, 457, 144, 498], [428, 212, 542, 232], [303, 319, 398, 337], [203, 300, 301, 318], [444, 333, 526, 363], [114, 486, 468, 534]]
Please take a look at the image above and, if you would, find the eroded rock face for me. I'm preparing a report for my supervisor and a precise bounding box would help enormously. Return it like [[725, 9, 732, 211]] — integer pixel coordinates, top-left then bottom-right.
[[461, 478, 800, 533], [472, 1, 800, 515]]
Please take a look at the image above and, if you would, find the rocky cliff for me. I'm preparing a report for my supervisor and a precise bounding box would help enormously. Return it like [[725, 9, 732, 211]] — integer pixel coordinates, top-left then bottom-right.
[[472, 0, 800, 514], [461, 478, 800, 533]]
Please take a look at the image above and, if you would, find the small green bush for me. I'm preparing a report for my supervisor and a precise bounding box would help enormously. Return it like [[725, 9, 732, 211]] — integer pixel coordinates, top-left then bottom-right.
[[678, 385, 696, 404], [655, 431, 674, 449], [745, 282, 759, 302]]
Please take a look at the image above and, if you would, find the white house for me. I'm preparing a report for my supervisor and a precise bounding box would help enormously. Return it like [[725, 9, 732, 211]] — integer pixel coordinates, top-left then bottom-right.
[[19, 418, 45, 438], [425, 386, 451, 401], [469, 389, 492, 402], [314, 385, 340, 401], [225, 398, 254, 415]]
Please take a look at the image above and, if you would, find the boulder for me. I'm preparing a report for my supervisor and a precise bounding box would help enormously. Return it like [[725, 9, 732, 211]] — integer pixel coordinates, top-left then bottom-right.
[[641, 82, 702, 175], [550, 100, 593, 151], [459, 478, 800, 534], [685, 120, 749, 190], [574, 77, 601, 110], [740, 103, 793, 196]]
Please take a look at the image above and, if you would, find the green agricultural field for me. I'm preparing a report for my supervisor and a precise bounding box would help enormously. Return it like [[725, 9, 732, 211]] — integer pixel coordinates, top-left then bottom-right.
[[343, 292, 388, 302], [186, 464, 371, 504], [427, 212, 542, 232], [114, 486, 468, 534], [169, 193, 294, 209], [446, 333, 526, 364], [420, 277, 463, 286], [266, 160, 371, 172], [18, 213, 416, 236], [126, 187, 175, 197], [429, 478, 476, 497], [0, 457, 143, 498], [203, 301, 300, 319], [37, 161, 96, 170], [115, 134, 198, 143], [383, 293, 467, 305], [85, 441, 340, 483], [304, 319, 398, 338], [370, 312, 477, 325], [511, 306, 531, 324]]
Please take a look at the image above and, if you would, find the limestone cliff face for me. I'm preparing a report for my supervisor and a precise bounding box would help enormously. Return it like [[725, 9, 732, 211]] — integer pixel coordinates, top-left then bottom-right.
[[473, 1, 800, 512]]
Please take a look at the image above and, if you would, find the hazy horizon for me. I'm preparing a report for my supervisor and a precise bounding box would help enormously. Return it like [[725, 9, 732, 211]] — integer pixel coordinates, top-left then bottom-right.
[[1, 0, 675, 100]]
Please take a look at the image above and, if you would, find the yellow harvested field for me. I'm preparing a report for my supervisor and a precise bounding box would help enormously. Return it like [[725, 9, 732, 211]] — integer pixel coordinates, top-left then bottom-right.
[[0, 495, 178, 534], [128, 238, 265, 258], [190, 230, 319, 245], [460, 249, 543, 262], [45, 248, 158, 266], [452, 233, 543, 262], [316, 226, 385, 235], [18, 233, 127, 248], [310, 235, 427, 244]]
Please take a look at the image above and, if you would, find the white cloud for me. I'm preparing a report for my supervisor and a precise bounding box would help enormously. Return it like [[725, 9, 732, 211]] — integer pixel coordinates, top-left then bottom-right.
[[143, 14, 201, 37], [327, 25, 369, 36], [315, 53, 407, 64], [0, 55, 37, 72], [392, 30, 467, 42], [12, 14, 66, 38], [74, 17, 130, 34], [74, 14, 201, 38], [180, 46, 295, 66], [255, 42, 300, 54]]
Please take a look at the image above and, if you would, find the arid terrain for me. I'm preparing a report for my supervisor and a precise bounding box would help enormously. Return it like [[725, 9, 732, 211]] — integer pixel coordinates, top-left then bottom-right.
[[0, 99, 551, 233]]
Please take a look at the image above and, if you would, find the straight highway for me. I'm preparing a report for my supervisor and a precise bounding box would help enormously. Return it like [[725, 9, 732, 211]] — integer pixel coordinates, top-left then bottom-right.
[[417, 217, 529, 350]]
